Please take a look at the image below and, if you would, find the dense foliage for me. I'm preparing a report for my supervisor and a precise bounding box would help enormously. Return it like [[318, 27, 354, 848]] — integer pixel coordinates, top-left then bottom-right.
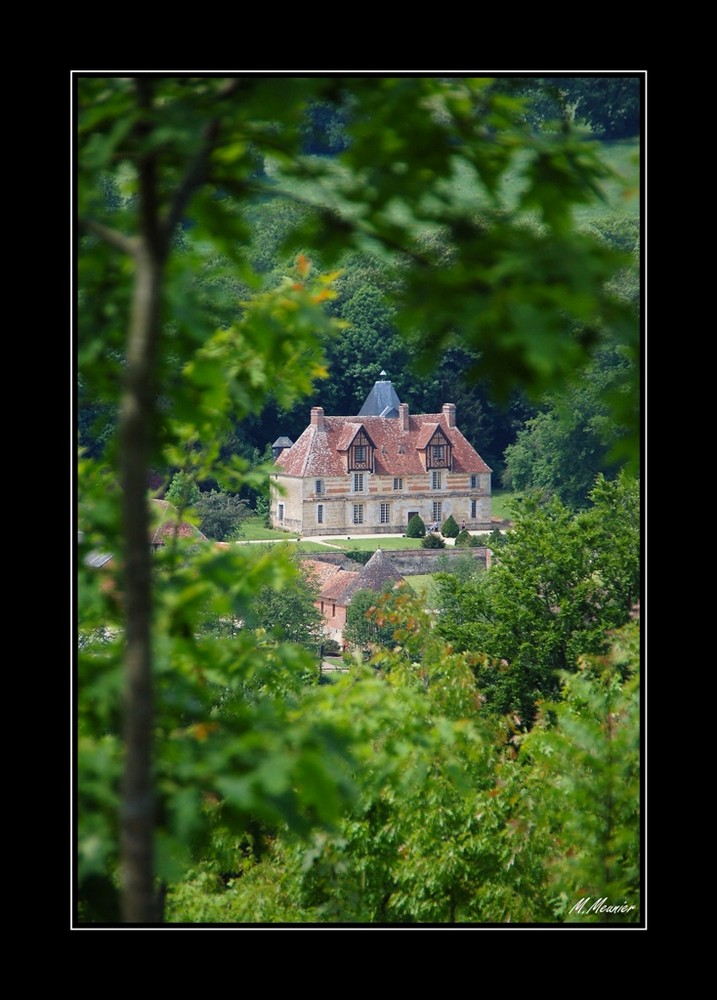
[[503, 345, 637, 510], [343, 587, 401, 652], [194, 490, 249, 541], [163, 608, 639, 924], [433, 473, 640, 722]]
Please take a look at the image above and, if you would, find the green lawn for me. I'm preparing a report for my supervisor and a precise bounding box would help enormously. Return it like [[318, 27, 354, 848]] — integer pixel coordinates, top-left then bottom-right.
[[405, 573, 436, 601], [240, 516, 297, 541], [491, 489, 518, 522], [235, 539, 338, 554], [296, 541, 342, 552], [331, 536, 424, 551]]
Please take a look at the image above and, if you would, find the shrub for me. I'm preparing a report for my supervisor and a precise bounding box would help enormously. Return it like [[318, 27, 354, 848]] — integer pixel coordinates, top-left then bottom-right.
[[195, 490, 250, 541], [441, 514, 460, 538], [322, 638, 342, 656], [165, 471, 200, 510], [488, 528, 509, 550], [466, 529, 508, 550], [421, 532, 446, 548], [407, 515, 426, 538], [454, 529, 476, 547]]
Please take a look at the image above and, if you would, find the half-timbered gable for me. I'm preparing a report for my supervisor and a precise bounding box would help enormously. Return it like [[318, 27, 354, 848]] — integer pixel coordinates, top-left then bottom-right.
[[337, 425, 376, 473], [417, 424, 453, 471]]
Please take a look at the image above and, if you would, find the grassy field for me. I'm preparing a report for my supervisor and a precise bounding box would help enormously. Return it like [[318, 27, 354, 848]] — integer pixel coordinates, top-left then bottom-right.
[[240, 516, 297, 541], [296, 541, 342, 552], [405, 573, 436, 602], [235, 539, 343, 554], [331, 536, 424, 552], [491, 489, 518, 522], [240, 504, 519, 545]]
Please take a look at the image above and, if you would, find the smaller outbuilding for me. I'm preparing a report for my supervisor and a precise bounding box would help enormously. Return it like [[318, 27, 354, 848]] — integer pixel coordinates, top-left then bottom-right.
[[303, 547, 406, 643]]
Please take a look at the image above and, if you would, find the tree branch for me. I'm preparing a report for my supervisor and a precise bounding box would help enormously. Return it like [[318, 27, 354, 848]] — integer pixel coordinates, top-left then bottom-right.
[[161, 132, 216, 247], [161, 78, 244, 248], [79, 217, 138, 256]]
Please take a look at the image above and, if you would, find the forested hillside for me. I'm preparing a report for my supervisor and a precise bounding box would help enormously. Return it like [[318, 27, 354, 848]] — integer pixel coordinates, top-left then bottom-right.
[[77, 74, 642, 926], [78, 78, 639, 491]]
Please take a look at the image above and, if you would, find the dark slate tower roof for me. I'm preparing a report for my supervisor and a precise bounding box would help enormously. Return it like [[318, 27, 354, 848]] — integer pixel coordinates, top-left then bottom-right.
[[358, 372, 402, 418], [272, 436, 294, 460]]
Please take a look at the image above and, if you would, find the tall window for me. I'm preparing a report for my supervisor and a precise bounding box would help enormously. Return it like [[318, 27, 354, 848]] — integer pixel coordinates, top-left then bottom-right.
[[354, 445, 366, 464], [317, 504, 324, 524], [470, 474, 478, 489], [353, 504, 364, 524], [278, 503, 285, 522], [315, 479, 325, 495], [393, 477, 403, 491], [432, 444, 444, 463], [432, 471, 442, 490], [353, 472, 365, 492], [432, 501, 442, 523], [380, 502, 390, 524], [471, 499, 477, 518]]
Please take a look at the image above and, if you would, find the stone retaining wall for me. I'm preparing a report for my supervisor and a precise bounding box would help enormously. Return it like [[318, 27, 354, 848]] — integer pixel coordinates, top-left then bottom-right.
[[299, 547, 488, 576]]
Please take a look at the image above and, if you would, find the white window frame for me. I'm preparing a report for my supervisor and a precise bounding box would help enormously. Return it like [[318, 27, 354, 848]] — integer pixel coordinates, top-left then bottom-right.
[[353, 503, 364, 525], [393, 477, 403, 491], [317, 503, 324, 524], [380, 502, 390, 524], [353, 472, 365, 492], [432, 470, 442, 490], [432, 501, 442, 522]]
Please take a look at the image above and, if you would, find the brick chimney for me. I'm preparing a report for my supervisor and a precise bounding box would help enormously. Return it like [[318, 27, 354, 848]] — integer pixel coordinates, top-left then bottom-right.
[[399, 402, 410, 431], [310, 406, 326, 430], [442, 402, 456, 428]]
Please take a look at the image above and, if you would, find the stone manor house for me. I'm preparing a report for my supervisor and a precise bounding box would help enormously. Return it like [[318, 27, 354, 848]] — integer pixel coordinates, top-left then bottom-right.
[[270, 375, 492, 536]]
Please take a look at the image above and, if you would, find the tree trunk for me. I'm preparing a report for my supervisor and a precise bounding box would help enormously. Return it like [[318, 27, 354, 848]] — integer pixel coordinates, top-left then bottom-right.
[[119, 77, 164, 923], [119, 240, 162, 923]]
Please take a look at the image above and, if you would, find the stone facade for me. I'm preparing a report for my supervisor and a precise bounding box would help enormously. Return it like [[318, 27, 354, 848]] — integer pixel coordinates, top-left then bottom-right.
[[270, 380, 492, 536]]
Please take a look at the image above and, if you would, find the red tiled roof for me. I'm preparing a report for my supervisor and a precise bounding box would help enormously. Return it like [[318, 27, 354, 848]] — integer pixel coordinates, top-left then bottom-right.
[[275, 410, 491, 477], [302, 550, 405, 607], [326, 570, 363, 605], [150, 498, 208, 544], [415, 423, 439, 449], [304, 559, 346, 592], [302, 559, 361, 604]]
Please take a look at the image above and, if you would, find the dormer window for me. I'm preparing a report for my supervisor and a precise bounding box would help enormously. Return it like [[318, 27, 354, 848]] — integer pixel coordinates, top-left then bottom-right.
[[425, 427, 452, 470], [347, 428, 374, 471]]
